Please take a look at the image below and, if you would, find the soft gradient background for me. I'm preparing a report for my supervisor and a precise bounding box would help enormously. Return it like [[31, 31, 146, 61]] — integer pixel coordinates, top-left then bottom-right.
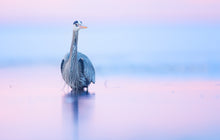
[[1, 0, 220, 23], [0, 0, 220, 140], [0, 0, 220, 76]]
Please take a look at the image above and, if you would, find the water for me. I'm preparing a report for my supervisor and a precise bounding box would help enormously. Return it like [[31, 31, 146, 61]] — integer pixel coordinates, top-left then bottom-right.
[[0, 24, 220, 139], [0, 66, 220, 140]]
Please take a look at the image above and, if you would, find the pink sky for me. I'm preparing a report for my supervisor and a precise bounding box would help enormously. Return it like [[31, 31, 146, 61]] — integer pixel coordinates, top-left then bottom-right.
[[0, 0, 220, 23]]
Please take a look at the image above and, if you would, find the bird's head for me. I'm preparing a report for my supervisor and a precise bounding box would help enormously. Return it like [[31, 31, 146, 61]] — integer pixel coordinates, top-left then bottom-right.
[[73, 20, 87, 31]]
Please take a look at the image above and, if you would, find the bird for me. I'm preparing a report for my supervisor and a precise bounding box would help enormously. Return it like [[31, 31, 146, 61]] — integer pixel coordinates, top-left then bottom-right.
[[61, 20, 95, 93]]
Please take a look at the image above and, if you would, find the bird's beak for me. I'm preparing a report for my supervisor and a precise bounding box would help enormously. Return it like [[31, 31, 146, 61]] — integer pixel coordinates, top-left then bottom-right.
[[79, 25, 88, 29]]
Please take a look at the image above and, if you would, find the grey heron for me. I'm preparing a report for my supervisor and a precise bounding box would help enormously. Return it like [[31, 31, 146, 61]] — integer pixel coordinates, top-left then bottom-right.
[[61, 20, 95, 93]]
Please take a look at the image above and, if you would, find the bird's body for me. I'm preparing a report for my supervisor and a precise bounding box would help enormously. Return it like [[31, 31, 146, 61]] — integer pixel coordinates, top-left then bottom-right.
[[61, 52, 95, 90], [61, 21, 95, 92]]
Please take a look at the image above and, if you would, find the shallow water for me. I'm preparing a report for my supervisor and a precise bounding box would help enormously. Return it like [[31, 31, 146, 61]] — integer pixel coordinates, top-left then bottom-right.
[[0, 66, 220, 140]]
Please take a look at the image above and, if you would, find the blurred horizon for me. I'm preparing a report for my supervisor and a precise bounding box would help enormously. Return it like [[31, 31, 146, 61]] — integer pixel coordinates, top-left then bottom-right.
[[0, 0, 220, 78], [1, 24, 220, 78]]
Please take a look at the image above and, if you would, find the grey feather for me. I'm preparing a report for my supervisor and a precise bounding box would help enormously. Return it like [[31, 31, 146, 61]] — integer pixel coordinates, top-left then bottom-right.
[[61, 52, 95, 90], [61, 59, 64, 73]]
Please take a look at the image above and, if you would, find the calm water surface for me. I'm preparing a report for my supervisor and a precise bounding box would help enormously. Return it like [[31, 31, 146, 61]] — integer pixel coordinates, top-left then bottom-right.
[[0, 66, 220, 140]]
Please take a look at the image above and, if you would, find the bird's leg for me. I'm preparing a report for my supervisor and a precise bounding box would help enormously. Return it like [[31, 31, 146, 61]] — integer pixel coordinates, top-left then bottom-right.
[[70, 89, 75, 95], [71, 87, 79, 95]]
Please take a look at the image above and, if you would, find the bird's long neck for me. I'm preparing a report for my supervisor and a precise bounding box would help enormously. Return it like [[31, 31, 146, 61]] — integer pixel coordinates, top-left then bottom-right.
[[68, 30, 78, 63], [67, 30, 80, 90]]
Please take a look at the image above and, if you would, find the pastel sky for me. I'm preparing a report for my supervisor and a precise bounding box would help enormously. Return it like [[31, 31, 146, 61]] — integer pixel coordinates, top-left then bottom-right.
[[0, 0, 220, 24]]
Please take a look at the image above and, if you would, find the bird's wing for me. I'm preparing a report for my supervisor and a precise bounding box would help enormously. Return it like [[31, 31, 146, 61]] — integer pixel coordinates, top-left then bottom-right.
[[78, 52, 95, 83], [78, 58, 84, 74], [61, 53, 70, 73], [60, 59, 65, 73]]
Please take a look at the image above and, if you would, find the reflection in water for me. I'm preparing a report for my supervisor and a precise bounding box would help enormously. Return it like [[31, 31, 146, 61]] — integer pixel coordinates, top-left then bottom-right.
[[62, 91, 95, 140], [1, 66, 220, 140]]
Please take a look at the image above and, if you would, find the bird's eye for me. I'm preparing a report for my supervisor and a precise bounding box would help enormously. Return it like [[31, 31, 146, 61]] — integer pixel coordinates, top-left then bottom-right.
[[73, 21, 78, 26], [75, 23, 79, 27]]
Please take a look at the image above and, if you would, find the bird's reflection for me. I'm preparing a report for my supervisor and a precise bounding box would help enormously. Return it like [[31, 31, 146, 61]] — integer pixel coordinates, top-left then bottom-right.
[[62, 91, 95, 140]]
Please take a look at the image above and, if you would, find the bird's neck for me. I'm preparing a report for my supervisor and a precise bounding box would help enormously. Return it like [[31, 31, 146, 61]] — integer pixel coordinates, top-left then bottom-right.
[[68, 30, 78, 63], [68, 30, 80, 90]]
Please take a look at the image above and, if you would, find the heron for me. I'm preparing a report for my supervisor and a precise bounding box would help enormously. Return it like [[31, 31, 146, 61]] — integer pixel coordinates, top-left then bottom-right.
[[61, 20, 95, 93]]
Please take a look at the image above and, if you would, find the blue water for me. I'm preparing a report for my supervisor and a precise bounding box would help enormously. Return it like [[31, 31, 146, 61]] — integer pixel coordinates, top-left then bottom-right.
[[0, 24, 220, 77]]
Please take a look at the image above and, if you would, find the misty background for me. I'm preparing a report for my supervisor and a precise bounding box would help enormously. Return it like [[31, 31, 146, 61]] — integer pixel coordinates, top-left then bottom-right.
[[0, 0, 220, 77]]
